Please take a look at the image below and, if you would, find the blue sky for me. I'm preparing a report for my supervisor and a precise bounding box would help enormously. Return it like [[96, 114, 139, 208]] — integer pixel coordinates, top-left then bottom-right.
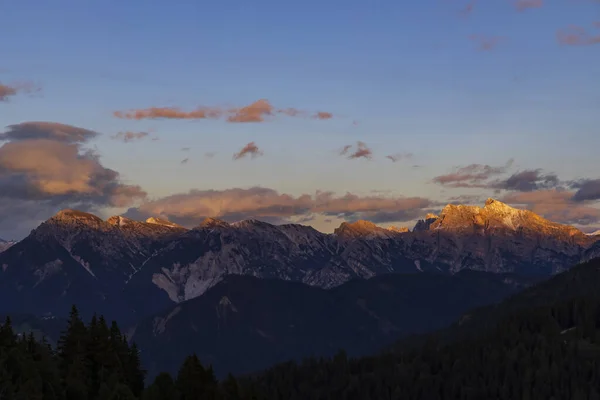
[[0, 0, 599, 238]]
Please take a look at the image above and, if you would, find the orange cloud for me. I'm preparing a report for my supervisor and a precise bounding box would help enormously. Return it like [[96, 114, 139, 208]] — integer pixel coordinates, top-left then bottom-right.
[[469, 35, 504, 51], [227, 99, 273, 123], [0, 83, 17, 101], [557, 23, 600, 46], [314, 111, 333, 120], [0, 81, 39, 102], [233, 142, 263, 160], [114, 99, 334, 123], [110, 131, 150, 143], [127, 187, 433, 227], [501, 189, 600, 225], [0, 138, 146, 206], [113, 106, 222, 120], [514, 0, 543, 11]]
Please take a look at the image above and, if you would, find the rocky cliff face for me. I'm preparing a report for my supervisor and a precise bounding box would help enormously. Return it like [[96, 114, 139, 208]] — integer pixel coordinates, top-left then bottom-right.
[[0, 209, 187, 322], [0, 199, 596, 321]]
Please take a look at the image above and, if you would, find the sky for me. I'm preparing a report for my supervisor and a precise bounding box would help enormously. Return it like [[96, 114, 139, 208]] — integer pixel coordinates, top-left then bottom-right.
[[0, 0, 599, 239]]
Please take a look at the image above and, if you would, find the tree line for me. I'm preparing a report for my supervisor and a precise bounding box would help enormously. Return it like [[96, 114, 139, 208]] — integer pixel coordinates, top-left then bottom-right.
[[5, 295, 600, 399]]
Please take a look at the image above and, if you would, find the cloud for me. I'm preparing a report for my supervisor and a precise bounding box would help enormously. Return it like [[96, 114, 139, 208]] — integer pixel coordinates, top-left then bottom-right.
[[113, 106, 222, 120], [114, 99, 334, 123], [180, 158, 189, 165], [181, 147, 190, 151], [572, 179, 600, 202], [514, 0, 543, 11], [314, 111, 333, 120], [0, 83, 17, 101], [501, 189, 600, 226], [0, 81, 39, 102], [0, 122, 146, 221], [227, 99, 273, 123], [0, 122, 98, 143], [110, 131, 150, 143], [340, 141, 372, 160], [125, 187, 433, 227], [469, 35, 503, 51], [459, 0, 478, 16], [433, 159, 514, 187], [386, 152, 413, 162], [489, 169, 560, 192], [339, 145, 352, 156], [233, 142, 263, 160], [557, 24, 600, 46], [204, 152, 216, 159]]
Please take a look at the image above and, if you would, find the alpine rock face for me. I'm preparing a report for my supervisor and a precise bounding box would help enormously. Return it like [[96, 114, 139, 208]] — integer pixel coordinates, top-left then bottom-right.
[[0, 209, 187, 322], [0, 199, 597, 322]]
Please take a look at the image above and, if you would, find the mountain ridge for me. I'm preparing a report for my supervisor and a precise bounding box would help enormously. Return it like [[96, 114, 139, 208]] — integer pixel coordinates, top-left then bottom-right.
[[0, 198, 597, 322]]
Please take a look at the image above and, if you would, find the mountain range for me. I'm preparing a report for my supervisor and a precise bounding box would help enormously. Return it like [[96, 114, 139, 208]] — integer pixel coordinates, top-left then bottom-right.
[[129, 270, 538, 379], [0, 198, 597, 323]]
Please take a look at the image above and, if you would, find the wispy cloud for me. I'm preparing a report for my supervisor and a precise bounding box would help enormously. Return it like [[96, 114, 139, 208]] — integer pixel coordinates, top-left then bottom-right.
[[181, 147, 190, 151], [110, 131, 150, 143], [180, 158, 189, 165], [204, 152, 216, 159], [514, 0, 543, 11], [469, 35, 504, 51], [114, 99, 335, 123], [233, 142, 263, 160], [557, 23, 600, 46], [459, 0, 478, 16], [386, 152, 413, 162], [433, 159, 514, 187], [0, 81, 40, 102], [340, 141, 373, 160]]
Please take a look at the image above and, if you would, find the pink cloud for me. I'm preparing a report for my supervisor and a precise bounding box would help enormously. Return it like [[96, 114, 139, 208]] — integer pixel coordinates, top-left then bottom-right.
[[557, 23, 600, 46]]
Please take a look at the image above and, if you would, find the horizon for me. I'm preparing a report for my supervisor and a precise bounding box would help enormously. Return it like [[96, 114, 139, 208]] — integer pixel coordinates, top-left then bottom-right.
[[1, 0, 600, 240]]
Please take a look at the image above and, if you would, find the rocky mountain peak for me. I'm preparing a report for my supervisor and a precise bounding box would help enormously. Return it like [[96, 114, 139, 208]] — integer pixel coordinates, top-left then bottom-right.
[[387, 226, 410, 233], [145, 217, 184, 229], [198, 217, 230, 229], [334, 220, 396, 239], [106, 215, 135, 227], [49, 209, 105, 227], [483, 198, 522, 215]]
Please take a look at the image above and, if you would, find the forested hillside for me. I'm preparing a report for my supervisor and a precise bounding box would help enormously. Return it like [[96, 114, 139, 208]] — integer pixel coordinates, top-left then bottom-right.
[[6, 259, 600, 399]]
